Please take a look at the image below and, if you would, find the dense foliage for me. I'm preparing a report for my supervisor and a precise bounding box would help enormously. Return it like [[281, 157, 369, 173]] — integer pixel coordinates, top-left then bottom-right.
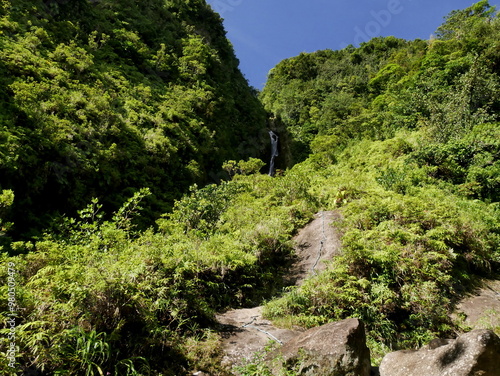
[[1, 1, 500, 375], [258, 0, 500, 367], [260, 0, 500, 167], [0, 0, 267, 235], [1, 176, 314, 375]]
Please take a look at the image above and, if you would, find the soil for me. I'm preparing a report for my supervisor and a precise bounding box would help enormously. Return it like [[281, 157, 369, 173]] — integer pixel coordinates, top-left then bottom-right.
[[215, 211, 342, 369]]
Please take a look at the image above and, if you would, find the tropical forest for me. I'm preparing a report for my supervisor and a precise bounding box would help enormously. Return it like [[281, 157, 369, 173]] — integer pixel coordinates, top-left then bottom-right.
[[0, 0, 499, 375]]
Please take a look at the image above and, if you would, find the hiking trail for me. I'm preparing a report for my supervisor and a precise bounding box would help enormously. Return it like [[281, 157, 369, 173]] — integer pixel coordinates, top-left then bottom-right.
[[216, 211, 342, 368]]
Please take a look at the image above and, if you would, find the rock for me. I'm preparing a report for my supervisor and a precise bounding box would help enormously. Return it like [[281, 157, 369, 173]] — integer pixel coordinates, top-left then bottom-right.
[[287, 211, 342, 286], [269, 318, 371, 376], [453, 279, 500, 331], [216, 306, 302, 368], [216, 211, 344, 369], [379, 329, 500, 376]]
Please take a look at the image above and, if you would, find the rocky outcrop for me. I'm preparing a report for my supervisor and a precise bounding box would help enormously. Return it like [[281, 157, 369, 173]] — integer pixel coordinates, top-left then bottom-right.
[[216, 306, 302, 369], [379, 329, 500, 376], [216, 211, 342, 369], [453, 279, 500, 331], [269, 318, 371, 376], [287, 211, 342, 286]]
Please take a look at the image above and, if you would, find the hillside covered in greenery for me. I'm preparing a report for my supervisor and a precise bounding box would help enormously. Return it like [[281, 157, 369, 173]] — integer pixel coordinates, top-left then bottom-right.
[[0, 0, 266, 236], [1, 0, 500, 375], [259, 0, 500, 359]]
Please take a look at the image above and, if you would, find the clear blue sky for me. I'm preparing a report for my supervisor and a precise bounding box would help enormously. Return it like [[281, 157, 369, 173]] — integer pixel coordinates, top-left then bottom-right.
[[205, 0, 500, 89]]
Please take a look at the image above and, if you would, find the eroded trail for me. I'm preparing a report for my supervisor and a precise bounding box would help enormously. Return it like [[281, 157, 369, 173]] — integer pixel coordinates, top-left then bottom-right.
[[216, 211, 342, 368]]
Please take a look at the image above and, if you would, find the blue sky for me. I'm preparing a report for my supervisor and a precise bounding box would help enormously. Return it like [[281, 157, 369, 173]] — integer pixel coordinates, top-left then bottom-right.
[[205, 0, 500, 89]]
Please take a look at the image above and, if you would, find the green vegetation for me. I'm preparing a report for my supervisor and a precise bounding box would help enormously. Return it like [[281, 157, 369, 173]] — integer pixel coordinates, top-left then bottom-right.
[[0, 0, 266, 236], [1, 0, 500, 375], [258, 0, 500, 365], [1, 170, 314, 375]]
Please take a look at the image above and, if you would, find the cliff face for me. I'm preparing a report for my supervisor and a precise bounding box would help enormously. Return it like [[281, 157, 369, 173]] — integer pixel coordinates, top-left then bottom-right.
[[0, 0, 266, 233]]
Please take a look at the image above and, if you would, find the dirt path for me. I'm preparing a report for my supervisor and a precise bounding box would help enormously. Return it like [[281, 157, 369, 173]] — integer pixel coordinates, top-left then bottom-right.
[[216, 211, 342, 369]]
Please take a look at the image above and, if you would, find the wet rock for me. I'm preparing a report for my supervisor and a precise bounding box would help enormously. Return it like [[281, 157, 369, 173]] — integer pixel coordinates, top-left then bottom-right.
[[379, 329, 500, 376]]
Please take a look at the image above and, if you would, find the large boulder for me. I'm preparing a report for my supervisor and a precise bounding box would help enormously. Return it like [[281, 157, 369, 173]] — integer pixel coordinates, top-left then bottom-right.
[[379, 329, 500, 376], [269, 318, 371, 376]]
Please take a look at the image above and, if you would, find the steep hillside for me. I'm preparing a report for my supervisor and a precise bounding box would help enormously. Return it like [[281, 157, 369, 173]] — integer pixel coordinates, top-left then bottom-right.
[[261, 0, 500, 174], [0, 0, 266, 235], [1, 1, 500, 376], [255, 0, 500, 369]]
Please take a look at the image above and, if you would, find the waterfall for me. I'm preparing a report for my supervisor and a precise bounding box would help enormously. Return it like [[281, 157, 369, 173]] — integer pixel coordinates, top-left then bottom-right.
[[268, 131, 278, 176]]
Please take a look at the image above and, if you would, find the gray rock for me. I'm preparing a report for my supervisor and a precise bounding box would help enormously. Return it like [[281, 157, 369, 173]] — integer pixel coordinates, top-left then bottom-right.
[[269, 318, 371, 376], [379, 329, 500, 376]]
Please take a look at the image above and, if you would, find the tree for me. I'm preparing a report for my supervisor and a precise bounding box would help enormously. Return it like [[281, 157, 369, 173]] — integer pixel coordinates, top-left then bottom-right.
[[435, 0, 496, 40]]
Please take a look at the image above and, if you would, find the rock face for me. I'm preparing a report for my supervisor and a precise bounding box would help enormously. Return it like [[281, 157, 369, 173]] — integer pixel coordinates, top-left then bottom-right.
[[454, 279, 500, 331], [216, 306, 302, 369], [216, 211, 342, 368], [379, 329, 500, 376], [270, 318, 371, 376], [287, 211, 342, 286]]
